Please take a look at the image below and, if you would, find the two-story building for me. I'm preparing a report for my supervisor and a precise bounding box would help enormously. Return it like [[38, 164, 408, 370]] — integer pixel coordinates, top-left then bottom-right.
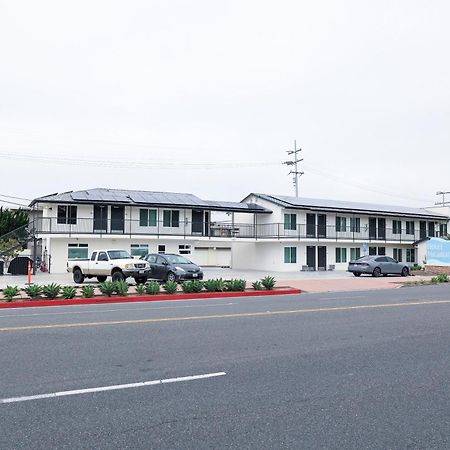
[[29, 188, 449, 273]]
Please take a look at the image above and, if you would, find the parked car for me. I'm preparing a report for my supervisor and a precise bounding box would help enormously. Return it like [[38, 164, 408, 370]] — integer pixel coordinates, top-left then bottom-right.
[[141, 253, 203, 282], [348, 255, 410, 277], [67, 249, 151, 284]]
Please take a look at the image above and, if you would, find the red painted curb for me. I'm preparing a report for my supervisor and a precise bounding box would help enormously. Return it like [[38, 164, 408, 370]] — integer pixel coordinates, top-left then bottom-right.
[[0, 289, 301, 309]]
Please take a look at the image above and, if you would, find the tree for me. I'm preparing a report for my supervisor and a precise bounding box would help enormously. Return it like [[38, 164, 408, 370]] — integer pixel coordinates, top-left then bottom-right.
[[0, 208, 29, 237], [0, 238, 22, 269]]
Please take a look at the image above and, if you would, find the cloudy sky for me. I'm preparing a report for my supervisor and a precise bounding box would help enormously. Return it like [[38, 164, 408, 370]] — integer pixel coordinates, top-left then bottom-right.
[[1, 0, 449, 209]]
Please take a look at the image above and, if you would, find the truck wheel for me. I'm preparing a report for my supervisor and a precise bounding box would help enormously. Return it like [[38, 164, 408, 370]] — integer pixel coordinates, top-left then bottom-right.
[[73, 268, 85, 284], [97, 276, 107, 283], [134, 277, 147, 284], [112, 271, 125, 282]]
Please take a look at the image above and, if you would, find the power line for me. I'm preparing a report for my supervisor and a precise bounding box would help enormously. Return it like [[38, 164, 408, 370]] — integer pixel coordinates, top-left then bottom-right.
[[0, 194, 32, 201], [282, 140, 304, 197], [0, 199, 30, 208]]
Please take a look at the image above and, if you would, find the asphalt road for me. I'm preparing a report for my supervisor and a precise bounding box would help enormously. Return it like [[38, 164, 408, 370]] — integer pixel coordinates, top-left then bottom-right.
[[1, 285, 450, 449]]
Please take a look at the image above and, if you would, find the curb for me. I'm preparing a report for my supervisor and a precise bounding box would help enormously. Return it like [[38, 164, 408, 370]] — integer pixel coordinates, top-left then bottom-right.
[[0, 288, 301, 309]]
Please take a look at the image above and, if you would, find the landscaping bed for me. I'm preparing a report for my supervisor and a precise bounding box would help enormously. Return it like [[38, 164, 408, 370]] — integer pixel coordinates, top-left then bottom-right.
[[0, 277, 301, 308]]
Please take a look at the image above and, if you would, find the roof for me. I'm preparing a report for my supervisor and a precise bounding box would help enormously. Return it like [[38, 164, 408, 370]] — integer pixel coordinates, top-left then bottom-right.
[[247, 193, 449, 220], [30, 188, 272, 214]]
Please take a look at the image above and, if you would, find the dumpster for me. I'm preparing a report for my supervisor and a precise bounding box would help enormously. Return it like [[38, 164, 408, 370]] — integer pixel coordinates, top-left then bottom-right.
[[7, 256, 33, 275]]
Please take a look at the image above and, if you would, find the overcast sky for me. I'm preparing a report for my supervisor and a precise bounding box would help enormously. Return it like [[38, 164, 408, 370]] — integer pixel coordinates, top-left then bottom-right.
[[1, 0, 449, 209]]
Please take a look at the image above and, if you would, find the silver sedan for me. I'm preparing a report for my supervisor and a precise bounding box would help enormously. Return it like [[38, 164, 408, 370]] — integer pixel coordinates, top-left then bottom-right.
[[348, 255, 410, 277]]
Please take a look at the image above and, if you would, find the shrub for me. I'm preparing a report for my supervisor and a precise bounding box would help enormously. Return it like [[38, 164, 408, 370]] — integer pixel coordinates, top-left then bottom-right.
[[113, 280, 129, 296], [437, 274, 448, 283], [99, 281, 116, 297], [24, 284, 43, 299], [181, 281, 194, 293], [191, 280, 204, 293], [252, 281, 263, 290], [431, 277, 439, 284], [203, 279, 217, 292], [81, 285, 95, 298], [225, 279, 246, 292], [213, 278, 226, 292], [3, 285, 20, 302], [261, 276, 276, 290], [163, 280, 178, 294], [42, 283, 61, 299], [135, 283, 146, 295], [61, 286, 77, 299], [410, 264, 423, 271], [145, 281, 160, 295]]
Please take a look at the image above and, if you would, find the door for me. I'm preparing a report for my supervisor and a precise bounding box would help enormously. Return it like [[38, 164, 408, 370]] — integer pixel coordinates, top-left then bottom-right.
[[192, 210, 204, 235], [369, 218, 377, 240], [93, 205, 108, 233], [318, 246, 327, 270], [385, 256, 401, 274], [153, 255, 167, 280], [377, 218, 386, 240], [428, 221, 435, 237], [306, 246, 316, 270], [111, 206, 125, 233], [306, 214, 316, 238], [420, 221, 427, 239], [95, 251, 110, 276], [317, 214, 327, 238]]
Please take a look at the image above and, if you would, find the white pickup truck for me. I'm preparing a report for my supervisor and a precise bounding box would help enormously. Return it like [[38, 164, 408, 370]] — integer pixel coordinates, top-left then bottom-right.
[[67, 249, 151, 284]]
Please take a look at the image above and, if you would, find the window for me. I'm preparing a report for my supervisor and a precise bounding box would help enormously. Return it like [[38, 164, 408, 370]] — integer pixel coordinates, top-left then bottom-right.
[[393, 248, 403, 262], [179, 244, 191, 255], [378, 247, 386, 256], [440, 223, 448, 237], [336, 217, 347, 232], [392, 220, 402, 234], [284, 213, 297, 231], [350, 218, 360, 233], [130, 244, 149, 258], [98, 251, 108, 261], [156, 256, 166, 264], [350, 248, 361, 261], [406, 221, 415, 235], [90, 252, 97, 261], [336, 247, 347, 263], [369, 247, 377, 256], [158, 244, 166, 254], [58, 205, 77, 225], [406, 249, 415, 263], [428, 222, 436, 237], [163, 210, 180, 227], [284, 247, 297, 263], [139, 209, 157, 227], [68, 243, 88, 260]]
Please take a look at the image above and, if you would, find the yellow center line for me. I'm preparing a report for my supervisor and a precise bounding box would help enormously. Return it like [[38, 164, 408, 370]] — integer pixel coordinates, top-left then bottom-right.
[[1, 299, 450, 332]]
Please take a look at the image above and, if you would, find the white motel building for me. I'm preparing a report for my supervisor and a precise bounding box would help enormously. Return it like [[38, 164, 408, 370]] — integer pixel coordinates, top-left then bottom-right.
[[29, 188, 449, 274]]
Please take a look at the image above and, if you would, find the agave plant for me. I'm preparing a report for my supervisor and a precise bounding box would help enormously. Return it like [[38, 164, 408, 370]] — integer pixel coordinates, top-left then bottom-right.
[[99, 281, 116, 297], [135, 283, 146, 295], [113, 280, 129, 297], [3, 285, 20, 302], [42, 283, 61, 300], [252, 280, 263, 291], [145, 281, 160, 295], [24, 284, 43, 299], [163, 280, 178, 294], [261, 276, 276, 290], [81, 285, 95, 298], [61, 286, 77, 299]]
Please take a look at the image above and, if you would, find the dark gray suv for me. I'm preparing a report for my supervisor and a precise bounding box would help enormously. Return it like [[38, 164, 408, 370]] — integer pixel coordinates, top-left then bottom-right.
[[142, 253, 204, 282]]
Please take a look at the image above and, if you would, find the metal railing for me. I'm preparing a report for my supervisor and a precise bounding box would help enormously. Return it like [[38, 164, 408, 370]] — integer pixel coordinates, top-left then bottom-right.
[[33, 217, 445, 242]]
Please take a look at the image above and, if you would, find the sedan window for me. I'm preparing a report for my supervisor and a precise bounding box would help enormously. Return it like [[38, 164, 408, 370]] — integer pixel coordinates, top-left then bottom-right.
[[146, 255, 157, 263]]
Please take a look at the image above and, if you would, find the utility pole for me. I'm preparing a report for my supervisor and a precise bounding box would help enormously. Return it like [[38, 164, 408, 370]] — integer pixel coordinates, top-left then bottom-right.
[[283, 140, 304, 197], [435, 191, 450, 206]]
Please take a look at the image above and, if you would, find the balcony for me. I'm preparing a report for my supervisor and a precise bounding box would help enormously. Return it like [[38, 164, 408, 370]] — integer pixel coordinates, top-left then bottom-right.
[[32, 217, 443, 243]]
